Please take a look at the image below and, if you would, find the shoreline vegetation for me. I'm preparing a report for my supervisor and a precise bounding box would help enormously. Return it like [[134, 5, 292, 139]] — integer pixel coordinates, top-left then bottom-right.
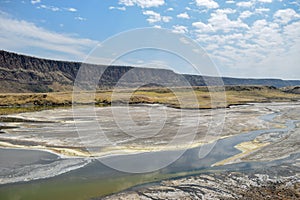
[[0, 85, 299, 115]]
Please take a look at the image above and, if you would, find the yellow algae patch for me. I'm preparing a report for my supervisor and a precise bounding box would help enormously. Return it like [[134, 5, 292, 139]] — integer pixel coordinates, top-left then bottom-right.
[[212, 139, 270, 166], [0, 134, 266, 160], [49, 148, 91, 157], [0, 141, 26, 149], [0, 138, 213, 158], [273, 124, 287, 129]]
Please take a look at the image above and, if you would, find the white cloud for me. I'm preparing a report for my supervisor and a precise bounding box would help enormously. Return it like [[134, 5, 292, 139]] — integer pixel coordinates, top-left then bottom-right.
[[36, 4, 77, 13], [0, 13, 97, 60], [162, 16, 172, 22], [177, 12, 190, 19], [215, 8, 236, 14], [179, 37, 191, 45], [75, 16, 86, 21], [289, 1, 300, 7], [208, 11, 249, 32], [226, 0, 235, 3], [239, 10, 253, 19], [257, 0, 272, 2], [235, 19, 300, 79], [109, 6, 126, 11], [143, 10, 171, 23], [119, 0, 165, 8], [283, 20, 300, 41], [195, 0, 219, 9], [38, 4, 60, 12], [274, 8, 300, 24], [143, 10, 161, 23], [31, 0, 41, 5], [205, 43, 219, 51], [192, 22, 214, 33], [236, 1, 253, 7], [122, 0, 300, 78], [67, 8, 77, 12], [166, 7, 174, 11], [255, 8, 270, 13], [193, 12, 300, 79], [172, 25, 188, 34], [250, 20, 282, 48]]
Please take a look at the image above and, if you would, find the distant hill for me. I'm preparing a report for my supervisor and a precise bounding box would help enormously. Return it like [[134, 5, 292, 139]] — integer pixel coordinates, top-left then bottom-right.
[[0, 50, 299, 93]]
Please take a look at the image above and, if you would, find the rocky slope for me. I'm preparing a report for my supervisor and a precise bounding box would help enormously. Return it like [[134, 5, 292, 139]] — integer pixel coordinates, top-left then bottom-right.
[[1, 50, 300, 92]]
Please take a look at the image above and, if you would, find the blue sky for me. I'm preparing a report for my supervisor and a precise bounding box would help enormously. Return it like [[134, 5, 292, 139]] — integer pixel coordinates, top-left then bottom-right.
[[0, 0, 300, 79]]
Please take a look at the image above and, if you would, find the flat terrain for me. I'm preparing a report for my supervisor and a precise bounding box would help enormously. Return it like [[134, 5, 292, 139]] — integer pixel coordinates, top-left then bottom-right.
[[0, 102, 283, 158], [100, 102, 300, 200], [0, 87, 299, 199], [0, 102, 299, 187], [0, 86, 299, 115]]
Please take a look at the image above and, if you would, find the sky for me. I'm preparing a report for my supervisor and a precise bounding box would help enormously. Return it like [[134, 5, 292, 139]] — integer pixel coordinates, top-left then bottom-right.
[[0, 0, 300, 79]]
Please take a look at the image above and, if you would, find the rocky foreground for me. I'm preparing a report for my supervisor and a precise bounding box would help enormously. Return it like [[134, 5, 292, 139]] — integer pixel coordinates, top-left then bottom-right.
[[100, 163, 299, 200]]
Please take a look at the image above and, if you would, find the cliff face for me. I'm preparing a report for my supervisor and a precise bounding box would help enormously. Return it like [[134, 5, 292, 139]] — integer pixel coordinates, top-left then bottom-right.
[[0, 50, 185, 92], [0, 50, 81, 92], [0, 50, 299, 93]]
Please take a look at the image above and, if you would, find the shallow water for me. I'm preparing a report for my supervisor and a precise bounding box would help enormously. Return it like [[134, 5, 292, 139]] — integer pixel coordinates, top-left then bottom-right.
[[0, 148, 58, 168], [0, 103, 299, 200]]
